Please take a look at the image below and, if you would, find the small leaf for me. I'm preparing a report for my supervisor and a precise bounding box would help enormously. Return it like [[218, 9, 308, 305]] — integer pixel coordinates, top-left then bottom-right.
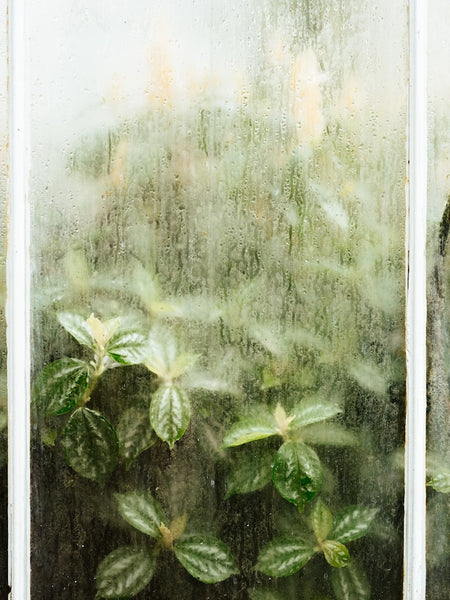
[[330, 506, 378, 543], [57, 312, 95, 349], [311, 499, 333, 542], [427, 470, 450, 493], [174, 535, 238, 583], [169, 514, 187, 541], [255, 536, 315, 577], [322, 540, 350, 568], [95, 546, 155, 599], [222, 416, 280, 448], [225, 447, 273, 498], [115, 491, 166, 538], [331, 562, 370, 600], [145, 332, 178, 378], [106, 330, 148, 365], [149, 384, 191, 448], [291, 397, 342, 429], [272, 441, 322, 510], [301, 423, 357, 446], [87, 314, 121, 348], [61, 408, 118, 483], [33, 358, 90, 415], [116, 407, 156, 468], [168, 352, 199, 379]]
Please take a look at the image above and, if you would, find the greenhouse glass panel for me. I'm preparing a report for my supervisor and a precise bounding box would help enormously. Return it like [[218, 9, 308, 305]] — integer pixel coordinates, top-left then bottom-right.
[[27, 1, 408, 598]]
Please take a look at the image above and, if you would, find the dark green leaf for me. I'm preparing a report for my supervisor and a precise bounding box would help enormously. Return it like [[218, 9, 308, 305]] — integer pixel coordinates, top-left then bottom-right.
[[149, 384, 191, 448], [95, 546, 155, 598], [115, 491, 166, 538], [222, 415, 280, 448], [226, 447, 273, 498], [57, 312, 95, 349], [61, 408, 118, 483], [322, 540, 350, 568], [117, 407, 156, 468], [291, 397, 341, 428], [174, 535, 238, 583], [272, 441, 322, 510], [330, 506, 378, 543], [33, 358, 90, 415], [331, 562, 370, 600], [255, 536, 315, 577], [106, 330, 148, 365], [311, 499, 333, 542]]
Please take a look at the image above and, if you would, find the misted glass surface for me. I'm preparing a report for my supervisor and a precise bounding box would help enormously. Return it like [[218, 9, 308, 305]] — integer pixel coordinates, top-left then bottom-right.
[[427, 1, 450, 597], [29, 2, 407, 598]]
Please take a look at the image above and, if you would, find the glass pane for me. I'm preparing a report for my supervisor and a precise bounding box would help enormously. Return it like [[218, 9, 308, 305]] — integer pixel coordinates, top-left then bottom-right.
[[427, 1, 450, 597], [29, 1, 407, 598]]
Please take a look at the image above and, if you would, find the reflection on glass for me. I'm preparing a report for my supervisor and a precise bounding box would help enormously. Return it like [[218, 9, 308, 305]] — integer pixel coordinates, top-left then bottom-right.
[[29, 1, 407, 598]]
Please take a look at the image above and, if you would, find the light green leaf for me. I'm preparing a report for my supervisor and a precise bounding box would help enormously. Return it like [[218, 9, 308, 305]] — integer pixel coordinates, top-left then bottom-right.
[[311, 499, 333, 542], [168, 352, 199, 379], [145, 332, 177, 378], [331, 506, 378, 543], [33, 358, 90, 415], [57, 312, 95, 349], [149, 384, 191, 448], [115, 491, 166, 538], [174, 535, 238, 583], [106, 330, 147, 365], [428, 470, 450, 494], [225, 447, 273, 498], [222, 416, 280, 448], [322, 540, 350, 568], [61, 408, 118, 483], [255, 536, 315, 577], [348, 360, 388, 396], [331, 562, 370, 600], [95, 546, 155, 599], [272, 441, 322, 510], [116, 407, 156, 468], [291, 397, 342, 428], [301, 423, 357, 446]]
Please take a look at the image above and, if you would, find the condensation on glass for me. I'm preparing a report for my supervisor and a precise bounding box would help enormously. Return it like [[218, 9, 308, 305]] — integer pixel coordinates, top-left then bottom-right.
[[29, 1, 408, 599]]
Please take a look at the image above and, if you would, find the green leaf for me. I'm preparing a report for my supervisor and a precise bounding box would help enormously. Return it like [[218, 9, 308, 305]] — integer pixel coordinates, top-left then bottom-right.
[[331, 562, 370, 600], [57, 312, 95, 349], [428, 470, 450, 493], [174, 535, 238, 583], [272, 441, 322, 509], [95, 546, 155, 599], [225, 447, 273, 498], [255, 536, 315, 577], [61, 408, 118, 483], [167, 352, 199, 379], [33, 358, 90, 415], [291, 397, 341, 428], [322, 540, 350, 568], [149, 384, 191, 448], [117, 407, 156, 468], [330, 506, 378, 543], [301, 423, 357, 446], [106, 330, 148, 365], [222, 416, 280, 448], [115, 491, 166, 538], [311, 499, 333, 542], [248, 591, 285, 600]]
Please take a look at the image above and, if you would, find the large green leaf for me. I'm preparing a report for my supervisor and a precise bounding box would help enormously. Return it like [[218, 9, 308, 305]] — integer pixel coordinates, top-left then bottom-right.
[[322, 540, 350, 568], [330, 506, 378, 543], [106, 330, 148, 365], [33, 358, 90, 415], [117, 407, 156, 468], [331, 562, 370, 600], [61, 408, 118, 483], [57, 312, 95, 349], [255, 536, 315, 577], [291, 397, 341, 428], [149, 384, 191, 448], [310, 499, 333, 542], [222, 416, 280, 448], [272, 441, 322, 509], [174, 535, 238, 583], [225, 447, 273, 498], [95, 546, 155, 599], [115, 491, 166, 538]]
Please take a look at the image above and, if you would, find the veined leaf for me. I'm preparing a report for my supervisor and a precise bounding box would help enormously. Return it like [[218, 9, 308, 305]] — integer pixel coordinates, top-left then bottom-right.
[[106, 330, 147, 365], [255, 536, 315, 577], [57, 312, 95, 349], [331, 562, 370, 600], [427, 469, 450, 493], [301, 423, 357, 446], [291, 397, 341, 428], [149, 384, 191, 448], [115, 491, 166, 538], [116, 407, 156, 468], [61, 408, 118, 483], [95, 546, 155, 599], [225, 447, 273, 498], [272, 441, 322, 510], [222, 416, 280, 448], [33, 358, 90, 415], [311, 498, 333, 542], [174, 535, 238, 583], [322, 540, 350, 568], [330, 506, 378, 543]]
